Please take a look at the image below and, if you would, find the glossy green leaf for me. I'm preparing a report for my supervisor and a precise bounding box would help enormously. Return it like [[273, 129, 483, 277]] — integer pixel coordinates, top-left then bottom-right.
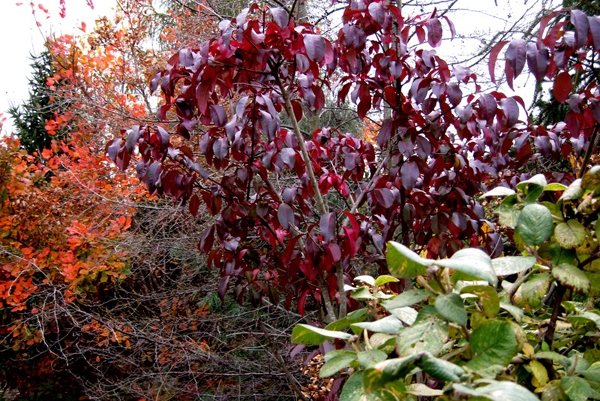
[[461, 285, 500, 318], [325, 308, 368, 331], [467, 320, 518, 370], [372, 354, 420, 381], [358, 349, 388, 369], [340, 371, 366, 401], [388, 307, 418, 325], [352, 315, 403, 334], [416, 353, 465, 382], [386, 242, 431, 278], [582, 165, 600, 191], [351, 286, 375, 299], [545, 183, 568, 191], [500, 302, 524, 323], [320, 353, 357, 377], [497, 194, 521, 227], [517, 204, 554, 246], [396, 308, 448, 357], [292, 324, 352, 345], [552, 263, 591, 294], [517, 174, 548, 193], [492, 256, 536, 276], [434, 248, 498, 285], [555, 220, 586, 249], [548, 243, 577, 267], [435, 292, 467, 325], [514, 274, 551, 310], [558, 179, 584, 205], [374, 275, 399, 286], [453, 381, 538, 401], [355, 275, 376, 286], [583, 271, 600, 297], [482, 186, 516, 197], [581, 361, 600, 382], [370, 333, 396, 354], [366, 389, 400, 401], [382, 289, 429, 311], [535, 351, 571, 369], [561, 376, 592, 401], [406, 383, 444, 397]]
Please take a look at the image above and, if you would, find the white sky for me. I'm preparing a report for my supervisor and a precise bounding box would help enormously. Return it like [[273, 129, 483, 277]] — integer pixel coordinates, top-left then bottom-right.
[[0, 0, 116, 134], [0, 0, 553, 135]]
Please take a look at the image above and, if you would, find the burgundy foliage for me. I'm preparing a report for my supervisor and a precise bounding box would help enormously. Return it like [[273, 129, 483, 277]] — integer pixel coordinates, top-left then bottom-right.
[[108, 3, 597, 318]]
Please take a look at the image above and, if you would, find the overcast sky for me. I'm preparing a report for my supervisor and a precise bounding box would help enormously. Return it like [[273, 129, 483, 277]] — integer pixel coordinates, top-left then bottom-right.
[[0, 0, 551, 135], [0, 1, 116, 134]]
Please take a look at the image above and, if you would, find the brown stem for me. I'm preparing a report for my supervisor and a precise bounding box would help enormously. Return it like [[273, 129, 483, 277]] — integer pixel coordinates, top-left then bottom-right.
[[259, 320, 309, 401], [544, 284, 566, 350]]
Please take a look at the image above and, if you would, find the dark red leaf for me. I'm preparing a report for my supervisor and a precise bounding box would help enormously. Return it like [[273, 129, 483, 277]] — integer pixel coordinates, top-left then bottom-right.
[[297, 289, 309, 316], [478, 93, 498, 122], [446, 83, 462, 106], [213, 137, 228, 160], [278, 203, 295, 230], [526, 42, 550, 82], [377, 118, 393, 148], [506, 39, 527, 77], [501, 97, 519, 128], [374, 188, 394, 208], [427, 17, 443, 47], [189, 194, 200, 218], [342, 226, 358, 257], [589, 16, 600, 50], [282, 235, 302, 266], [304, 34, 326, 62], [199, 225, 215, 253], [416, 26, 426, 44], [441, 16, 455, 40], [553, 71, 572, 103], [368, 1, 385, 26], [400, 160, 419, 191], [291, 100, 303, 122], [589, 98, 600, 123], [488, 41, 508, 85], [218, 276, 230, 302], [340, 211, 359, 239], [571, 9, 589, 49], [320, 212, 337, 243], [270, 7, 289, 29], [386, 4, 403, 28], [210, 104, 227, 127]]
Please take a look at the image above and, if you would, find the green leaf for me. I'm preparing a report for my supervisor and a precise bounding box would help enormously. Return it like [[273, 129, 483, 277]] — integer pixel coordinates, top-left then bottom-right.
[[514, 273, 552, 309], [492, 256, 536, 276], [467, 320, 518, 370], [386, 242, 431, 278], [366, 389, 401, 401], [530, 360, 549, 387], [561, 376, 592, 401], [372, 354, 420, 381], [370, 333, 395, 354], [535, 351, 571, 369], [434, 248, 498, 285], [340, 371, 366, 401], [291, 324, 352, 345], [362, 368, 388, 394], [582, 165, 600, 191], [500, 302, 524, 323], [548, 244, 577, 267], [351, 286, 375, 299], [497, 194, 521, 227], [320, 353, 357, 377], [545, 183, 568, 191], [352, 316, 403, 334], [435, 292, 467, 326], [555, 220, 587, 249], [517, 174, 548, 193], [388, 307, 418, 325], [581, 361, 600, 382], [325, 349, 356, 362], [552, 264, 591, 294], [517, 204, 554, 246], [482, 186, 516, 197], [568, 311, 600, 329], [461, 285, 500, 318], [355, 275, 376, 286], [374, 275, 399, 286], [381, 289, 429, 311], [584, 271, 600, 297], [454, 381, 538, 401], [541, 380, 568, 401], [406, 383, 444, 397], [326, 308, 368, 331], [416, 353, 466, 382], [396, 308, 448, 357], [358, 349, 388, 369], [558, 179, 584, 205]]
